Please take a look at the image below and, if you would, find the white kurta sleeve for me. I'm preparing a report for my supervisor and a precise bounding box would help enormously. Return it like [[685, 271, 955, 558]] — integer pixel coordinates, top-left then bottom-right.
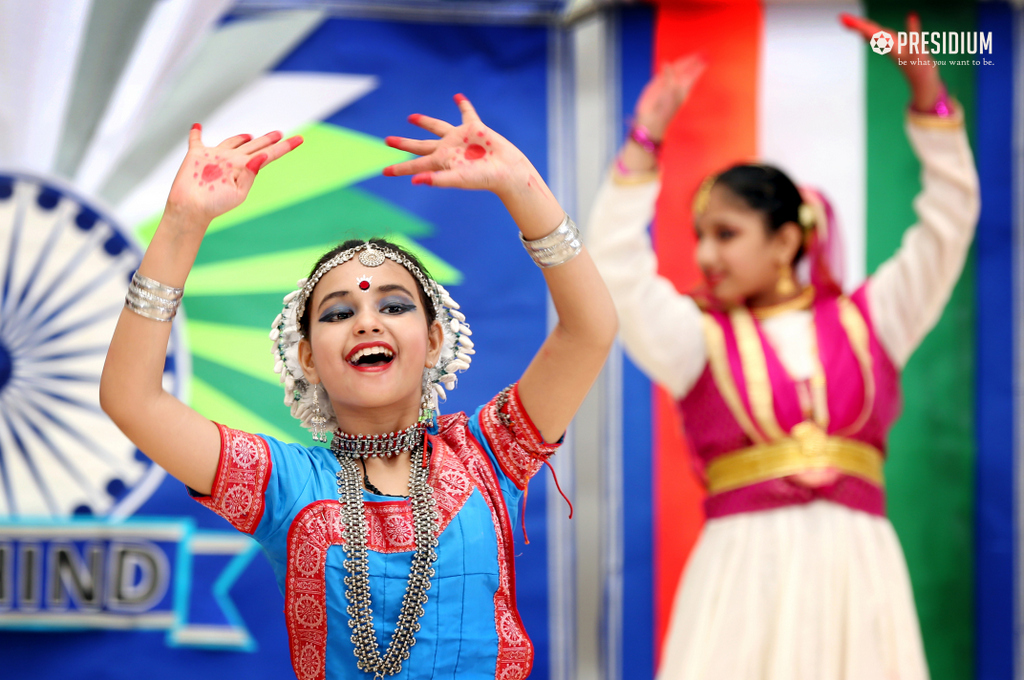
[[866, 111, 980, 369], [587, 172, 707, 398]]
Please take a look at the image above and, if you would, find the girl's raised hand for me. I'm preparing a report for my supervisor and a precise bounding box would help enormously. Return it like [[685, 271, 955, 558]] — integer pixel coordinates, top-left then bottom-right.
[[165, 125, 303, 225], [840, 11, 944, 112], [382, 95, 532, 198], [634, 53, 706, 141]]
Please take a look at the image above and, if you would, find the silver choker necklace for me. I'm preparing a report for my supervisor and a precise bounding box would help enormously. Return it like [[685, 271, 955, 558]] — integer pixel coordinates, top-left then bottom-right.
[[330, 422, 425, 459]]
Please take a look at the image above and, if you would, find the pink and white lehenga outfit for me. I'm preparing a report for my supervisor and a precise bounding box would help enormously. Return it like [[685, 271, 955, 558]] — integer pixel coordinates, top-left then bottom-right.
[[588, 109, 979, 680]]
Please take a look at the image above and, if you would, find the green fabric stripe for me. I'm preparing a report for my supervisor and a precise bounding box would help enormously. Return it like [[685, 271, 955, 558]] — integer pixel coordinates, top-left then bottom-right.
[[194, 185, 432, 266], [191, 355, 306, 442], [864, 3, 976, 679]]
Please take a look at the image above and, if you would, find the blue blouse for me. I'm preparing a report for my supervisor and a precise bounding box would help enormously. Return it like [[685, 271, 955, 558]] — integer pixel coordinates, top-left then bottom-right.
[[193, 384, 558, 680]]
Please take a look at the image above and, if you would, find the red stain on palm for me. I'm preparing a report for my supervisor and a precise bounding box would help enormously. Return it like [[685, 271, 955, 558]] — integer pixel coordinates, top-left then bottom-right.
[[463, 137, 468, 143], [201, 164, 223, 182], [208, 185, 215, 192], [476, 131, 484, 137], [465, 144, 486, 160], [193, 172, 198, 178], [485, 141, 491, 146], [221, 178, 227, 184]]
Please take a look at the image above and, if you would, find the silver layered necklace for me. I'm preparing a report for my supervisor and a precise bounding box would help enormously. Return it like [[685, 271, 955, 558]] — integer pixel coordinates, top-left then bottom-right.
[[331, 426, 439, 677]]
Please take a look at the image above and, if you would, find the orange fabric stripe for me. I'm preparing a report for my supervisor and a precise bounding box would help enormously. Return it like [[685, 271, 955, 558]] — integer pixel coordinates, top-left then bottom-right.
[[651, 1, 762, 667]]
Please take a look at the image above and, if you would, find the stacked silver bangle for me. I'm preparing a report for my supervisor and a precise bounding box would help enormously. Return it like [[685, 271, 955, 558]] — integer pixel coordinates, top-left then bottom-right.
[[520, 213, 582, 268], [125, 272, 184, 322]]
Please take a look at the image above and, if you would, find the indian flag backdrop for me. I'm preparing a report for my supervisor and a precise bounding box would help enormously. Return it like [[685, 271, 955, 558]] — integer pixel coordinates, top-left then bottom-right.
[[615, 1, 1018, 678]]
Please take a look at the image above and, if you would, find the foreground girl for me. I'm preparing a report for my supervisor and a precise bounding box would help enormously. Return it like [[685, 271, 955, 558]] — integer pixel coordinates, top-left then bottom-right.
[[101, 95, 615, 679]]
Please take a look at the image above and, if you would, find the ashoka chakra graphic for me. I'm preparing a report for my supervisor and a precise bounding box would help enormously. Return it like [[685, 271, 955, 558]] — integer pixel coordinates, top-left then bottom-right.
[[0, 172, 187, 519]]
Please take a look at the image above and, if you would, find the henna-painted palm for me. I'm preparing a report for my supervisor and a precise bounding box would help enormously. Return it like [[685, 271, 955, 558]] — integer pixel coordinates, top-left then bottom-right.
[[634, 53, 706, 141], [383, 94, 529, 193], [165, 125, 302, 223], [841, 11, 944, 111]]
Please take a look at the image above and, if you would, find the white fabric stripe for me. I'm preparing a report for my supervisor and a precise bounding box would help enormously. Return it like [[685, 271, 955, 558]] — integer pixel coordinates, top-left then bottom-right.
[[73, 0, 234, 195], [114, 72, 377, 230], [0, 0, 92, 173], [757, 2, 867, 290]]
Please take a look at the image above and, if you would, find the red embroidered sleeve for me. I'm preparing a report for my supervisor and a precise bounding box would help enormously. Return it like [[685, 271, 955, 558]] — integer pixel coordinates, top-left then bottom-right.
[[479, 383, 561, 490], [192, 423, 272, 535]]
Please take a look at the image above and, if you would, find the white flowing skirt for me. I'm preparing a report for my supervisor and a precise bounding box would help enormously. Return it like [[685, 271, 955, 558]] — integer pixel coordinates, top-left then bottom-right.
[[657, 501, 928, 680]]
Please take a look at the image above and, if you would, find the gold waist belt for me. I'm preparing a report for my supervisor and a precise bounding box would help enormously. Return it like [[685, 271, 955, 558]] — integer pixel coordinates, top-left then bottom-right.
[[705, 429, 884, 495]]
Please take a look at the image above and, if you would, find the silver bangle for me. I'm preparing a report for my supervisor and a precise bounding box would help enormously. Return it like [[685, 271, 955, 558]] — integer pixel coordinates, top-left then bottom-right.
[[520, 214, 582, 268], [125, 271, 183, 322]]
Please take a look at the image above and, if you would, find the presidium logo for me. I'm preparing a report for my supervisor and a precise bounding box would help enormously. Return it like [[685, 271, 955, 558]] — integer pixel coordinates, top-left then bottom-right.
[[870, 29, 993, 59], [871, 31, 894, 55]]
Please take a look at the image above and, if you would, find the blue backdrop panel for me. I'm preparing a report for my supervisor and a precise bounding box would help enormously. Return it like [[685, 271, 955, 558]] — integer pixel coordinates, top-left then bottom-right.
[[0, 15, 552, 680], [617, 5, 656, 680], [973, 3, 1016, 678]]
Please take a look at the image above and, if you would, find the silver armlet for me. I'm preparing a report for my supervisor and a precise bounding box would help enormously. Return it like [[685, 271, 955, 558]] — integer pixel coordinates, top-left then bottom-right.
[[125, 272, 184, 322], [520, 213, 582, 268]]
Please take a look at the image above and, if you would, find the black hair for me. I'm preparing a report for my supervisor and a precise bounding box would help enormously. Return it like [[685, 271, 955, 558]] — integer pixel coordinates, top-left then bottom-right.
[[299, 238, 437, 339], [713, 164, 805, 262]]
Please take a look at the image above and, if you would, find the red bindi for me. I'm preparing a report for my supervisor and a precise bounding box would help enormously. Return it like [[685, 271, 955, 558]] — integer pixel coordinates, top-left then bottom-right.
[[465, 144, 486, 160], [359, 280, 370, 290]]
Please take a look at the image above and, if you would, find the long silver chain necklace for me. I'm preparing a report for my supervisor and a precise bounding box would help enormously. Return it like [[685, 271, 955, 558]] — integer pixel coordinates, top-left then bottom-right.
[[333, 434, 439, 677]]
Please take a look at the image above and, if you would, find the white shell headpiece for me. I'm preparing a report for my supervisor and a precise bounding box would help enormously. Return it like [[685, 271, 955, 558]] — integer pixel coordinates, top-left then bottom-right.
[[270, 241, 473, 434]]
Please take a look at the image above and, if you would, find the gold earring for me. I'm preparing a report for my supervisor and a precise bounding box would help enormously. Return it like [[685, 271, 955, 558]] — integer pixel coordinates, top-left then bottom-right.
[[776, 263, 796, 297]]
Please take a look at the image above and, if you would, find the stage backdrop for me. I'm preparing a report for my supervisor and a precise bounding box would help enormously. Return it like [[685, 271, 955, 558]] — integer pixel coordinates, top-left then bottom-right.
[[0, 5, 555, 679], [621, 2, 1018, 680]]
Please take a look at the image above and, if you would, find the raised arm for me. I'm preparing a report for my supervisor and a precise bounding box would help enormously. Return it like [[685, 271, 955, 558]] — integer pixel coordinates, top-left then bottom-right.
[[842, 13, 980, 367], [383, 95, 617, 443], [99, 126, 302, 494], [588, 55, 709, 398]]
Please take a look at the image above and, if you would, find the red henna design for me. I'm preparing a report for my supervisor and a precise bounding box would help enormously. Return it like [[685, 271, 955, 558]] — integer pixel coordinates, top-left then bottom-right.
[[408, 114, 422, 124], [194, 161, 198, 166], [192, 123, 201, 131], [227, 163, 233, 168], [486, 141, 491, 146], [465, 144, 486, 161], [221, 179, 227, 184], [476, 131, 484, 137], [382, 166, 396, 177], [193, 172, 198, 178], [286, 135, 303, 150], [201, 164, 223, 182], [247, 153, 268, 175], [454, 93, 467, 105], [463, 137, 468, 143], [204, 153, 209, 157], [208, 185, 215, 192], [411, 173, 433, 186]]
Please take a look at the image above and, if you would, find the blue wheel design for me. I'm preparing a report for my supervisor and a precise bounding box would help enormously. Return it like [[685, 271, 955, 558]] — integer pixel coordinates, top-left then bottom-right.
[[0, 172, 186, 519]]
